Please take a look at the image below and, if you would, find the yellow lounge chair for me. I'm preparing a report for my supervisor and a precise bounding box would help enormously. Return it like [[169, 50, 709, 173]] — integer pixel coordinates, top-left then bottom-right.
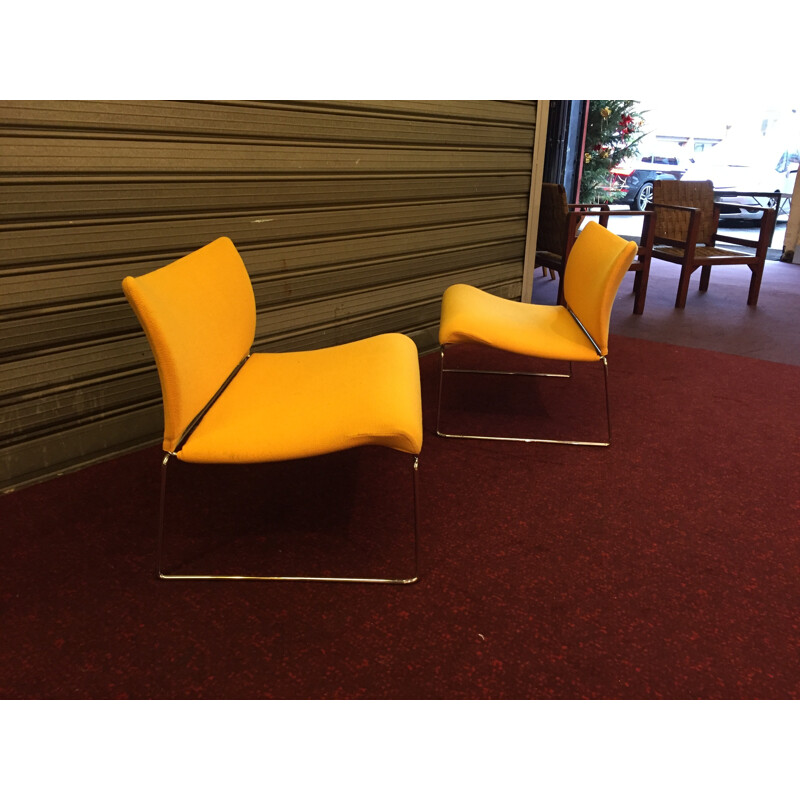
[[437, 221, 636, 446], [123, 237, 423, 583]]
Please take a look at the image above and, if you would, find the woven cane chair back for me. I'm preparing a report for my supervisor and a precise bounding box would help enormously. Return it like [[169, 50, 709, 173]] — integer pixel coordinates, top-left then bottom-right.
[[653, 180, 717, 244], [537, 183, 570, 255]]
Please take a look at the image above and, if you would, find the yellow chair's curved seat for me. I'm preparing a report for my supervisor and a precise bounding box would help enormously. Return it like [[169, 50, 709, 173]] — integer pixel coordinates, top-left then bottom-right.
[[122, 236, 423, 463], [439, 221, 638, 361], [439, 284, 603, 362], [178, 333, 423, 463]]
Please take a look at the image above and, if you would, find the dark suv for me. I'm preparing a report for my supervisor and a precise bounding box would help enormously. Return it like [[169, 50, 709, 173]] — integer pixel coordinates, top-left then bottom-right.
[[605, 147, 689, 210]]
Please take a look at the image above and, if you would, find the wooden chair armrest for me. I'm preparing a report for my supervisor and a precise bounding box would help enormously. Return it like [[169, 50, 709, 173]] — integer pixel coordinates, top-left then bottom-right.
[[576, 209, 653, 216], [713, 201, 769, 212], [717, 206, 777, 251], [566, 204, 612, 229], [714, 233, 757, 247], [715, 233, 758, 247]]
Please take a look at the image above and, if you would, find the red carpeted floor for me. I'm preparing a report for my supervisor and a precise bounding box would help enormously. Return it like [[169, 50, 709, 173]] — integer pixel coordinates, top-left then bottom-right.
[[1, 335, 799, 699]]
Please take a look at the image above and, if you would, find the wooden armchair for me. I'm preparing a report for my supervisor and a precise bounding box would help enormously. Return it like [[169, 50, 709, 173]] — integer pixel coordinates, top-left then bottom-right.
[[535, 183, 654, 314], [651, 180, 777, 308]]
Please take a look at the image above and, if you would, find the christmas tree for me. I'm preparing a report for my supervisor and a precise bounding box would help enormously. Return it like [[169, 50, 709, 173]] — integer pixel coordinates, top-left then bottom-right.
[[580, 101, 646, 204]]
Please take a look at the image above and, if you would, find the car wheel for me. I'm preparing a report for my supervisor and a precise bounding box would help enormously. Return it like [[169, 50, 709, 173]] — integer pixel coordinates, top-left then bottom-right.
[[632, 182, 654, 211], [766, 191, 790, 217]]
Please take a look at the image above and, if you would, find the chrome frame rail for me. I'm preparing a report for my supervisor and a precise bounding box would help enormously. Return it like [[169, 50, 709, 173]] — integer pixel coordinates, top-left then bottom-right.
[[156, 453, 420, 584], [436, 344, 612, 447]]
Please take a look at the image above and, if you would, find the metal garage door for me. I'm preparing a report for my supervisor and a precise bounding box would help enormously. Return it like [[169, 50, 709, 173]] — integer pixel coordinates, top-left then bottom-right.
[[0, 100, 542, 491]]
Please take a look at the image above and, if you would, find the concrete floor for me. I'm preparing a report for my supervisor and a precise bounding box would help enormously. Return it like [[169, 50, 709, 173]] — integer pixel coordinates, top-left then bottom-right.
[[531, 255, 800, 367]]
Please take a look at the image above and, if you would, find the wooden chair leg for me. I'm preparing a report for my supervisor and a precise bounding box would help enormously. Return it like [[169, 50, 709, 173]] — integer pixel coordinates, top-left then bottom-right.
[[632, 266, 649, 315], [699, 265, 711, 292], [747, 264, 764, 306], [675, 263, 693, 308]]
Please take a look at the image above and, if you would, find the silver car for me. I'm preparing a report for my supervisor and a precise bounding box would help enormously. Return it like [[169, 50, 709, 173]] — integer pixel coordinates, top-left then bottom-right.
[[681, 139, 797, 221]]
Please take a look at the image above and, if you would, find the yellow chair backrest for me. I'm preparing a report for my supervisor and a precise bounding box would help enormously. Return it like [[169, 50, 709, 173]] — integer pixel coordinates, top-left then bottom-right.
[[122, 237, 256, 452], [562, 221, 637, 353]]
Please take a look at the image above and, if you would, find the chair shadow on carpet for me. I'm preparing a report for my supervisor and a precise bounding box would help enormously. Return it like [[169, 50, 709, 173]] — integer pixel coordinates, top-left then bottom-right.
[[159, 448, 416, 580], [435, 344, 611, 445]]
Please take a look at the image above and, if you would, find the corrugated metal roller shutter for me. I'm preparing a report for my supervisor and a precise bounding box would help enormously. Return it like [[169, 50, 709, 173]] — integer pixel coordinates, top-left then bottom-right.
[[0, 100, 540, 491]]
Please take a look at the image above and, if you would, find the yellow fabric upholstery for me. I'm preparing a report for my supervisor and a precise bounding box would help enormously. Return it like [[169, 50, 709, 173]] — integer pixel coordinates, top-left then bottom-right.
[[123, 237, 422, 463], [122, 237, 255, 453], [439, 221, 637, 360], [439, 285, 603, 362], [562, 221, 638, 353], [178, 334, 423, 463]]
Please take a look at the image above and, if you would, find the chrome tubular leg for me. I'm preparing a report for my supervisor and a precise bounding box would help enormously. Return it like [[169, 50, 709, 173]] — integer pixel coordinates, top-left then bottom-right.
[[411, 454, 420, 583], [157, 451, 173, 579], [436, 346, 447, 437], [436, 346, 444, 434], [440, 343, 571, 379], [602, 356, 612, 446], [156, 451, 419, 584]]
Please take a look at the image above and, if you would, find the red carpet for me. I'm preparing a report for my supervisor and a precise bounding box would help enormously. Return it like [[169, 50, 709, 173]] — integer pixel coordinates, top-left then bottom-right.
[[1, 335, 799, 699]]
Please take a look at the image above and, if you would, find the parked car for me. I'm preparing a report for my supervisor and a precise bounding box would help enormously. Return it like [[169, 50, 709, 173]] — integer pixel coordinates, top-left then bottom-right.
[[605, 143, 689, 211], [680, 137, 798, 221]]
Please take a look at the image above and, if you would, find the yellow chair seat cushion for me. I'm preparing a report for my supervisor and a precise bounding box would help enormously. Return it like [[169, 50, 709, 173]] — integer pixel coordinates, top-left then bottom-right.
[[177, 333, 423, 463], [438, 284, 603, 362]]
